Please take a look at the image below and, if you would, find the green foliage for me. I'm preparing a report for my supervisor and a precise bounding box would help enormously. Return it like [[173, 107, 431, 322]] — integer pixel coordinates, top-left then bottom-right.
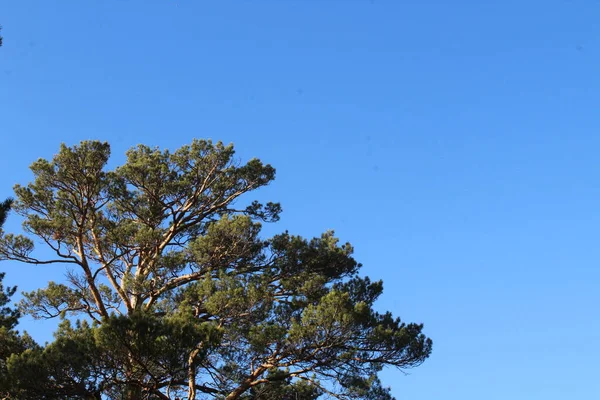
[[0, 272, 19, 331], [0, 200, 38, 397], [244, 369, 322, 400], [0, 198, 12, 230], [7, 320, 100, 399], [0, 200, 17, 333], [0, 140, 432, 399]]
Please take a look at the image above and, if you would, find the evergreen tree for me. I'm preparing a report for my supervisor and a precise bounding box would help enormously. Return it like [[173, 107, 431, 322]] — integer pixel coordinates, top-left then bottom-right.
[[0, 140, 432, 399], [0, 198, 12, 231], [0, 198, 38, 398], [0, 199, 18, 332]]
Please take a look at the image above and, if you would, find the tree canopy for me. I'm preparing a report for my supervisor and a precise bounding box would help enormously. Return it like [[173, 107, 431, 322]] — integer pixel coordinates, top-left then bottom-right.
[[0, 140, 432, 399]]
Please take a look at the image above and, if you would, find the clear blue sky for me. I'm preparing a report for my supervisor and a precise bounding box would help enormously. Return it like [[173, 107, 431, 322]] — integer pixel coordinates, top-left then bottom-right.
[[2, 0, 600, 398]]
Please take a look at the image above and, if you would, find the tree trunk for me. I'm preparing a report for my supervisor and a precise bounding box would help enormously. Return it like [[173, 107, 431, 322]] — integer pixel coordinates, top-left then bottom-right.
[[225, 383, 251, 400], [225, 366, 267, 400]]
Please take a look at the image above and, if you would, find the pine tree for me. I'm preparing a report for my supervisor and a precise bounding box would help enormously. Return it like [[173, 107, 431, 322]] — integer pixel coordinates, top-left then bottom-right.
[[0, 198, 38, 398], [0, 140, 432, 399]]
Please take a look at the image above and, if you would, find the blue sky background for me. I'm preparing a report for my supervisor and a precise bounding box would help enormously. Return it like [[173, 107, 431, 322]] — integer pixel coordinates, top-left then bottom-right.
[[2, 1, 600, 398]]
